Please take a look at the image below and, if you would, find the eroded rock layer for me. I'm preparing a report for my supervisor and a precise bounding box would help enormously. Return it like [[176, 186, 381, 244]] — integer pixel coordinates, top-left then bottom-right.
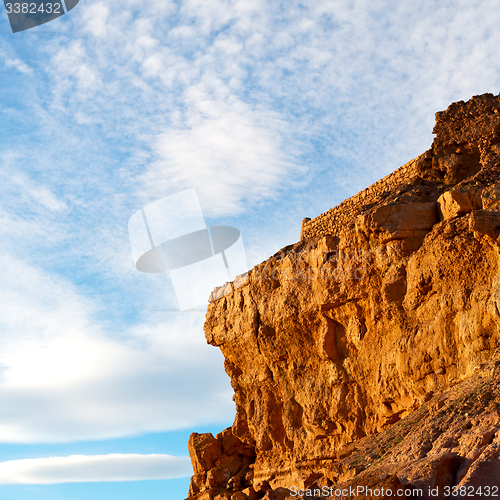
[[186, 93, 500, 500]]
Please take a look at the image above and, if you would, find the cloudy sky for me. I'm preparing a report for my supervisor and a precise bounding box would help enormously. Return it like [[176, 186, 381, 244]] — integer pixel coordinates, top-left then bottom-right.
[[0, 0, 499, 498]]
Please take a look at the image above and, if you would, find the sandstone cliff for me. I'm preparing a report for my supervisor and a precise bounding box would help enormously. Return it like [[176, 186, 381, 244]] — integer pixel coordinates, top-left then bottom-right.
[[186, 93, 500, 500]]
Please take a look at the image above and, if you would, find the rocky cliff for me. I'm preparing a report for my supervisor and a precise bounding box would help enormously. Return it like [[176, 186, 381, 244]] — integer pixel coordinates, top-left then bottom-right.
[[186, 93, 500, 500]]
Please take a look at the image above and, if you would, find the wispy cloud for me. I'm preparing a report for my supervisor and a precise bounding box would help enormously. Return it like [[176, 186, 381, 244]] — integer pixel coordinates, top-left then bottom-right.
[[0, 252, 233, 443], [142, 101, 298, 216], [0, 49, 33, 75], [0, 454, 192, 484], [0, 0, 500, 452], [32, 0, 500, 214], [6, 174, 68, 212]]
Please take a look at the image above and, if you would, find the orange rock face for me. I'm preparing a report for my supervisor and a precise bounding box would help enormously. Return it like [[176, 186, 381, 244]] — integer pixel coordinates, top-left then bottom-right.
[[186, 93, 500, 499]]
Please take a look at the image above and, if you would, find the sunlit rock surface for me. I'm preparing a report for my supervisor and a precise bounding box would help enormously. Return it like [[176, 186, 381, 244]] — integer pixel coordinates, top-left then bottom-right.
[[186, 93, 500, 500]]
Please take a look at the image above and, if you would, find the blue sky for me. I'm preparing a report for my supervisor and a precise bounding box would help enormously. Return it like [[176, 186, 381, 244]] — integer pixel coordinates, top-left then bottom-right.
[[0, 0, 499, 498]]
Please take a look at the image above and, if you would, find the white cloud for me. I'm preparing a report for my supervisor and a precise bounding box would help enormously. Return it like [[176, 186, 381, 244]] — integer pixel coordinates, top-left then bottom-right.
[[38, 0, 307, 216], [35, 0, 500, 220], [0, 48, 33, 75], [81, 2, 110, 38], [3, 58, 33, 75], [5, 174, 68, 212], [0, 252, 234, 443], [0, 454, 192, 484], [141, 100, 299, 216], [50, 40, 102, 96], [1, 0, 500, 451]]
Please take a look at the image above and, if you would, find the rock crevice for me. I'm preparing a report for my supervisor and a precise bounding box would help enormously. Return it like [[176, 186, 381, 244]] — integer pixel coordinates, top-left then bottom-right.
[[187, 93, 500, 500]]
